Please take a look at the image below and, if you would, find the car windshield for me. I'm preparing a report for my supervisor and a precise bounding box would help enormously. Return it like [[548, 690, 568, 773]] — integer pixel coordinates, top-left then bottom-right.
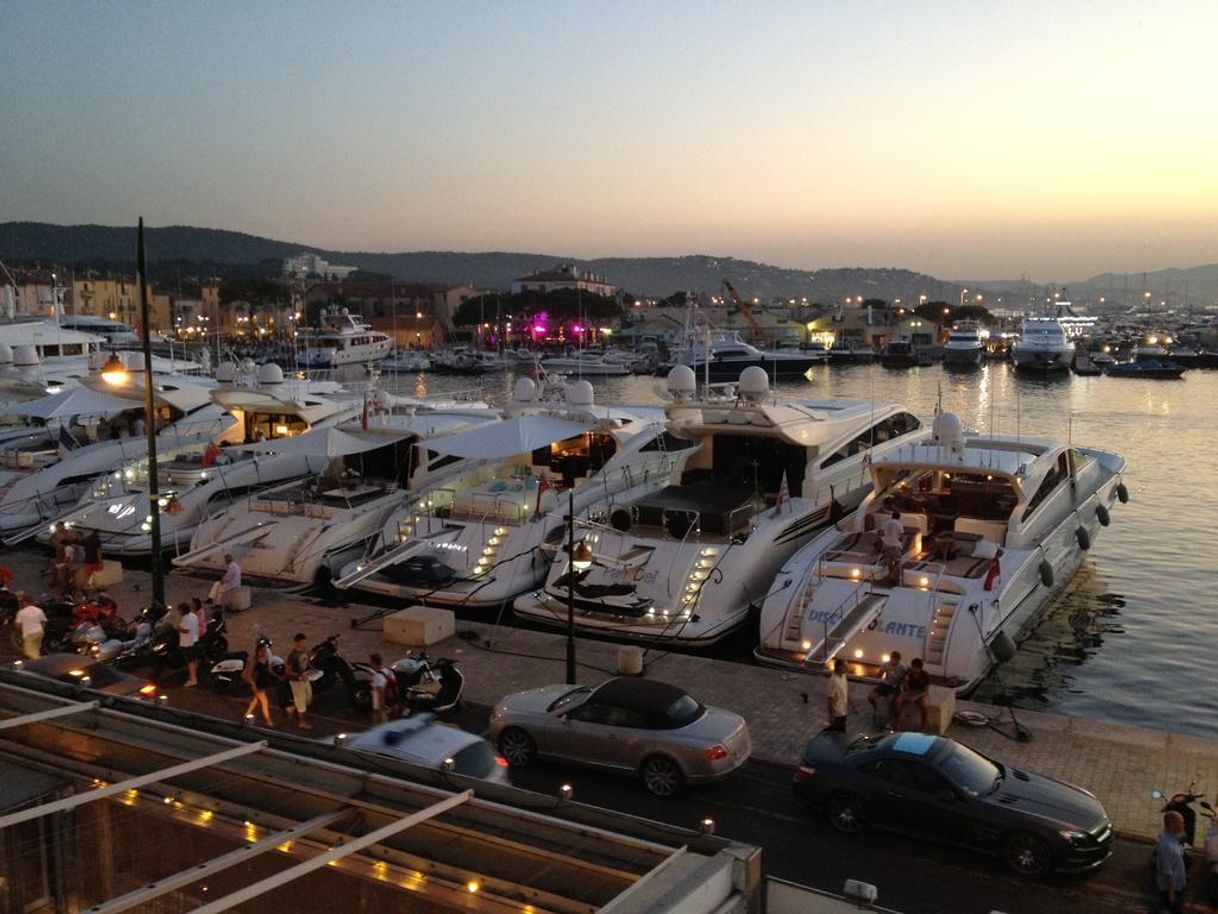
[[940, 743, 1003, 796], [661, 694, 703, 728], [547, 686, 592, 713], [451, 741, 497, 779]]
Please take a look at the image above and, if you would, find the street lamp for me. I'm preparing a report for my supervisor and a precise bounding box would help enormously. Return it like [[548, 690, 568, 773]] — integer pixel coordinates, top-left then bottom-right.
[[415, 310, 422, 349], [102, 219, 165, 610]]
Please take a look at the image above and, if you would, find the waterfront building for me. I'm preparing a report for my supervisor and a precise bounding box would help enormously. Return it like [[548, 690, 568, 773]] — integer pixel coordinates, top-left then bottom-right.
[[282, 251, 357, 280], [510, 263, 617, 298]]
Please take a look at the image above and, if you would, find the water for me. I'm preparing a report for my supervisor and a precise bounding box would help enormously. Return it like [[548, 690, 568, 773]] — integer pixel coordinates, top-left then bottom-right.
[[380, 361, 1218, 736]]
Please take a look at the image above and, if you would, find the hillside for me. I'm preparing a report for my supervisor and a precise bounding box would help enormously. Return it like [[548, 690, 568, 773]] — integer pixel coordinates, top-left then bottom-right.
[[1, 221, 959, 301]]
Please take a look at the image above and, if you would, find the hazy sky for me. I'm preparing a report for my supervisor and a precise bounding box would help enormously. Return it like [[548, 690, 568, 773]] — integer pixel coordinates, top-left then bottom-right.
[[3, 1, 1216, 279]]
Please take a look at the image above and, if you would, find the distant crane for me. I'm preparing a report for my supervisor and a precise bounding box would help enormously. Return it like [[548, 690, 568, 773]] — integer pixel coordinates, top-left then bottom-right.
[[721, 278, 774, 342]]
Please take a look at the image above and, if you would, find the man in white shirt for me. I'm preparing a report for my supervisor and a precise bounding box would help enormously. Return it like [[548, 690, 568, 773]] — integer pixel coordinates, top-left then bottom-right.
[[827, 659, 853, 732], [177, 601, 200, 687], [207, 554, 242, 605], [880, 511, 905, 584], [15, 594, 47, 659]]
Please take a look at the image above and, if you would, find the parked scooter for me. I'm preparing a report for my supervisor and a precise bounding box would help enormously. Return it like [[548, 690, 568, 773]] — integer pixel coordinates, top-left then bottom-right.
[[348, 650, 464, 715], [209, 635, 284, 692], [306, 634, 359, 697]]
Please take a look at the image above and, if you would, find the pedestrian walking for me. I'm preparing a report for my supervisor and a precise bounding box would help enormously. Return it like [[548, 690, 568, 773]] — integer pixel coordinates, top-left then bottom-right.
[[1156, 810, 1187, 914], [242, 638, 277, 727], [827, 658, 853, 732], [285, 633, 314, 730], [176, 602, 200, 686], [82, 529, 103, 587], [369, 652, 395, 725], [15, 593, 47, 660]]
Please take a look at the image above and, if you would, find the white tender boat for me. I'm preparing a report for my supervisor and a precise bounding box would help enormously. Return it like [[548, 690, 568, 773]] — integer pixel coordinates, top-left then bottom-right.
[[172, 410, 502, 585], [755, 411, 1127, 692], [296, 308, 393, 369], [335, 378, 689, 608], [511, 366, 927, 646], [539, 350, 634, 376], [1012, 317, 1073, 373]]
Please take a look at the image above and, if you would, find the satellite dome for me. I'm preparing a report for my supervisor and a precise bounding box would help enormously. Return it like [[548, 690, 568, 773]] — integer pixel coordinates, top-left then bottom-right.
[[932, 411, 966, 454], [666, 365, 697, 400], [13, 345, 39, 368], [567, 380, 594, 406], [214, 361, 237, 383], [512, 377, 537, 402], [256, 363, 284, 385], [738, 366, 769, 401]]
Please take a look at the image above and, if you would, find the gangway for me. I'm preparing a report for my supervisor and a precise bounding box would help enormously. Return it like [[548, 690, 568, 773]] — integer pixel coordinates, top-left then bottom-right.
[[802, 591, 887, 670]]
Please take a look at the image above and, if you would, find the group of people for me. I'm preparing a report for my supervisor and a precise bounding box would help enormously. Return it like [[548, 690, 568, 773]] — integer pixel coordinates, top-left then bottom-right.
[[48, 526, 104, 588], [825, 651, 932, 733]]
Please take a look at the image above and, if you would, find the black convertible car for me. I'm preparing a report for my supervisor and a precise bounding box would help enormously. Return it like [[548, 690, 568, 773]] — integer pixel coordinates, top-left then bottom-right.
[[793, 731, 1112, 877]]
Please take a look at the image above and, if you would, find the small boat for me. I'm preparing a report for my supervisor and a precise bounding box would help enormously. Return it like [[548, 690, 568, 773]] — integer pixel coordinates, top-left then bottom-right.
[[539, 351, 633, 376], [381, 350, 431, 372], [1105, 359, 1186, 379], [827, 342, 876, 364], [296, 308, 393, 369], [1071, 354, 1102, 376], [879, 340, 929, 368]]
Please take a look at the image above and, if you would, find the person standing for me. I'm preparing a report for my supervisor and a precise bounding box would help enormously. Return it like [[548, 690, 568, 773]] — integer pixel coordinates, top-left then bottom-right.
[[285, 633, 313, 730], [880, 511, 904, 584], [1156, 810, 1187, 914], [15, 593, 47, 659], [176, 602, 200, 687], [242, 638, 277, 727], [369, 653, 393, 725], [82, 529, 103, 588], [208, 553, 242, 605], [191, 597, 208, 636], [827, 658, 852, 732]]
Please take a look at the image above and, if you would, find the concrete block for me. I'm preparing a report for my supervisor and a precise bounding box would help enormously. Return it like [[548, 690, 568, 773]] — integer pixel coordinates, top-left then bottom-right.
[[77, 560, 123, 589], [617, 646, 644, 676], [224, 586, 252, 611], [384, 605, 455, 647], [928, 684, 956, 735]]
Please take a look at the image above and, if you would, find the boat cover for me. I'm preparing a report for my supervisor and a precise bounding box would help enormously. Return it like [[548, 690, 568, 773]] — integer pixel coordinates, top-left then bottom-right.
[[425, 415, 595, 460]]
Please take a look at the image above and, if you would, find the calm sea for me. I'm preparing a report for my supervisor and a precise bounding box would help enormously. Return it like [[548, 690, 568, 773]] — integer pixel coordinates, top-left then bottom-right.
[[387, 361, 1218, 736]]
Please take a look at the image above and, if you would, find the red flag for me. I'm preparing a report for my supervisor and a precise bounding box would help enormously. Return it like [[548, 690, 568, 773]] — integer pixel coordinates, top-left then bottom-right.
[[361, 399, 369, 430], [771, 470, 789, 518], [983, 557, 1001, 592], [534, 477, 551, 518]]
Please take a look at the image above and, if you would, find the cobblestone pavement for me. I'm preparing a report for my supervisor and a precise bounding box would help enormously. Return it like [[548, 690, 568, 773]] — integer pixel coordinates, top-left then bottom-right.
[[7, 547, 1211, 842]]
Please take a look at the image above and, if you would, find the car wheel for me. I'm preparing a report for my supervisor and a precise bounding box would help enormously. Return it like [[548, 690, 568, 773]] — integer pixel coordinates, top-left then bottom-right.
[[348, 682, 372, 712], [640, 756, 683, 798], [826, 792, 867, 834], [1002, 832, 1053, 878], [498, 727, 537, 767]]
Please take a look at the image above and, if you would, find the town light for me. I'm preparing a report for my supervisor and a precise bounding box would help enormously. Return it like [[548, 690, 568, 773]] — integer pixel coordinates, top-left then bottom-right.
[[101, 352, 128, 387]]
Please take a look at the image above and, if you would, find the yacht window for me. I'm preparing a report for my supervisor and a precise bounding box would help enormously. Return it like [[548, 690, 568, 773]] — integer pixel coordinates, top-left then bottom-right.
[[640, 432, 697, 453], [1021, 458, 1067, 521]]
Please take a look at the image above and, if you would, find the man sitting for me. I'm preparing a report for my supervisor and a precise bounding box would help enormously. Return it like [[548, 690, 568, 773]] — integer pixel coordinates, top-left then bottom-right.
[[207, 553, 242, 605], [867, 651, 906, 725], [893, 657, 931, 731]]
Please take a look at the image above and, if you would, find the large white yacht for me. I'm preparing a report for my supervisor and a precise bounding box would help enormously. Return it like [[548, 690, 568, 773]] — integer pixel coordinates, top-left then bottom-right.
[[755, 412, 1126, 692], [1012, 317, 1073, 373], [334, 379, 690, 608], [670, 329, 825, 380], [296, 308, 393, 369], [209, 361, 363, 443], [511, 367, 926, 646], [942, 321, 985, 367], [172, 410, 501, 585]]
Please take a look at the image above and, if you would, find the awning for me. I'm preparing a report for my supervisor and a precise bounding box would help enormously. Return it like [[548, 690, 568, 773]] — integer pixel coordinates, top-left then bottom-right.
[[425, 415, 595, 460], [11, 385, 138, 420], [254, 426, 411, 459]]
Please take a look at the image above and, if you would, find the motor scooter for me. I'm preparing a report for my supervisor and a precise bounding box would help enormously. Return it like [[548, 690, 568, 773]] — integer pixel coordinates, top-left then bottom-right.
[[347, 650, 464, 715], [209, 635, 284, 691]]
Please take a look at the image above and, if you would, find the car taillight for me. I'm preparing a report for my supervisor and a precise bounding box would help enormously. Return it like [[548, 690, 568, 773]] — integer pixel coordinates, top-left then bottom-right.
[[139, 684, 157, 696], [494, 755, 509, 768], [704, 744, 729, 761], [793, 766, 817, 782]]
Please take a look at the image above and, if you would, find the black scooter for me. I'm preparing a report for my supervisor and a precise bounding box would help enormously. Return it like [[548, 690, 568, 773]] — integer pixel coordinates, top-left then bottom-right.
[[347, 650, 465, 715]]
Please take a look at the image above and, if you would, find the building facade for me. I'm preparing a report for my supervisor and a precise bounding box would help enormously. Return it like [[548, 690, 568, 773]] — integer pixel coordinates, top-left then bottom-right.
[[510, 264, 617, 298]]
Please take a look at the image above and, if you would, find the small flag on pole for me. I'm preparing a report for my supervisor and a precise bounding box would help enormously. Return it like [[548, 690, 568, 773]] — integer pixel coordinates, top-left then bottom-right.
[[771, 470, 789, 518], [361, 398, 369, 430], [984, 555, 1002, 592], [534, 477, 551, 518]]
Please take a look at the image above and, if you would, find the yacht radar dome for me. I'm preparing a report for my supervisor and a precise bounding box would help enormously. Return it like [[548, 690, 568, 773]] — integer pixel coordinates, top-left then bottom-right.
[[738, 366, 769, 402], [214, 361, 237, 383], [932, 411, 966, 455], [666, 365, 697, 401], [512, 377, 537, 402], [240, 358, 257, 376], [567, 380, 594, 406], [256, 363, 284, 385]]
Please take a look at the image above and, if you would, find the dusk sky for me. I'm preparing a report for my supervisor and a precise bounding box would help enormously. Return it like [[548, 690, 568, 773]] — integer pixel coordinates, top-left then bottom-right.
[[3, 1, 1215, 279]]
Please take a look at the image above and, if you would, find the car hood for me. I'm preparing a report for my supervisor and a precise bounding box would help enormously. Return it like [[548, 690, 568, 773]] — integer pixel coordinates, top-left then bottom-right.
[[988, 768, 1108, 830]]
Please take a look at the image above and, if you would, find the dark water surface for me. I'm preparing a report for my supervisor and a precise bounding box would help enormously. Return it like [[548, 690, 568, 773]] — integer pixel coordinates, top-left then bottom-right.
[[384, 361, 1217, 735]]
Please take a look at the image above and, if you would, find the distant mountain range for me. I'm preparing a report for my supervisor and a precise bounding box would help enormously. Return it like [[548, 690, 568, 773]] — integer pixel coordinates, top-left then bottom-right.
[[3, 221, 1215, 304]]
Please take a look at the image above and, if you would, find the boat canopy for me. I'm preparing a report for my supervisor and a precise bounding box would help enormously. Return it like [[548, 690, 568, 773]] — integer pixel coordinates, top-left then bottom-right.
[[426, 415, 596, 460], [253, 426, 413, 459], [12, 385, 136, 420]]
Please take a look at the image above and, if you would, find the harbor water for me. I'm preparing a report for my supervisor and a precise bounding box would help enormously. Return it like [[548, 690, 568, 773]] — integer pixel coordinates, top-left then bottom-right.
[[386, 361, 1217, 736]]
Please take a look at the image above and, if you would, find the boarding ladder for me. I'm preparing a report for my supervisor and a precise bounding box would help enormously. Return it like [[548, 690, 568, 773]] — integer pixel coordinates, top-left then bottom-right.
[[801, 584, 888, 671]]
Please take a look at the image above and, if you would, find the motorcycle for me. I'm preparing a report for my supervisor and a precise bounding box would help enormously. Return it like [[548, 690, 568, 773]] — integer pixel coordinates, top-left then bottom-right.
[[209, 634, 285, 692], [1150, 780, 1205, 873], [1202, 801, 1218, 904], [347, 649, 465, 716], [306, 634, 360, 697]]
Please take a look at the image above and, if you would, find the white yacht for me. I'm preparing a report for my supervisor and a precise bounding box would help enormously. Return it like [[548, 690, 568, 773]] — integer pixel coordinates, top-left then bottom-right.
[[0, 379, 234, 541], [296, 308, 393, 369], [539, 351, 634, 377], [172, 410, 502, 585], [1012, 317, 1073, 373], [942, 321, 985, 367], [381, 349, 431, 372], [209, 361, 363, 443], [670, 329, 825, 380], [755, 412, 1126, 692], [335, 379, 688, 608], [511, 366, 926, 646]]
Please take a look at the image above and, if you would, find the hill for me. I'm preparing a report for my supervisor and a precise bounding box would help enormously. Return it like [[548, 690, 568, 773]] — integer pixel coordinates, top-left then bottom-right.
[[0, 221, 961, 302]]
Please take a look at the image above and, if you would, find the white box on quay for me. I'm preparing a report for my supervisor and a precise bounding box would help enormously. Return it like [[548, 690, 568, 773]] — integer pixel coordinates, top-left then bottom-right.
[[384, 606, 455, 646]]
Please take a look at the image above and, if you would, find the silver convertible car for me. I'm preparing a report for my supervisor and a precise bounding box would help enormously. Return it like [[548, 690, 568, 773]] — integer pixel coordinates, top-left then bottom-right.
[[489, 677, 751, 797]]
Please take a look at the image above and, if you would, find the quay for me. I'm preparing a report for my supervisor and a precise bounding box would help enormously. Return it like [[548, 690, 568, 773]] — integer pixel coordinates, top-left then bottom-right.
[[3, 548, 1206, 845]]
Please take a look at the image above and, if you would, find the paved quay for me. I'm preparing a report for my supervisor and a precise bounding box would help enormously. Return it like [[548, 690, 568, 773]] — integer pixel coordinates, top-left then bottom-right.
[[8, 548, 1211, 843]]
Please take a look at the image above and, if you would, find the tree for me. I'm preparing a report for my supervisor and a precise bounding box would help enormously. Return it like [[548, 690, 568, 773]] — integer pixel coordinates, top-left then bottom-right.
[[453, 289, 621, 327], [220, 277, 285, 306]]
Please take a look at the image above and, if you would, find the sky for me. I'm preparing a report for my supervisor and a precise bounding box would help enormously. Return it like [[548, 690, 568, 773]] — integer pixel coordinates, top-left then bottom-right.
[[3, 0, 1216, 280]]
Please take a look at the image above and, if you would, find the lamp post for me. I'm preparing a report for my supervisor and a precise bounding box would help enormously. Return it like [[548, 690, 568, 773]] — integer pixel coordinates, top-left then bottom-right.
[[565, 489, 593, 684], [102, 218, 165, 609], [415, 310, 422, 349]]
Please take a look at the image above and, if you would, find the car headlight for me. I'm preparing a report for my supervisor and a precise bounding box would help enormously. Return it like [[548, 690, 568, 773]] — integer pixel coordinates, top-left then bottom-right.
[[1058, 829, 1090, 845]]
